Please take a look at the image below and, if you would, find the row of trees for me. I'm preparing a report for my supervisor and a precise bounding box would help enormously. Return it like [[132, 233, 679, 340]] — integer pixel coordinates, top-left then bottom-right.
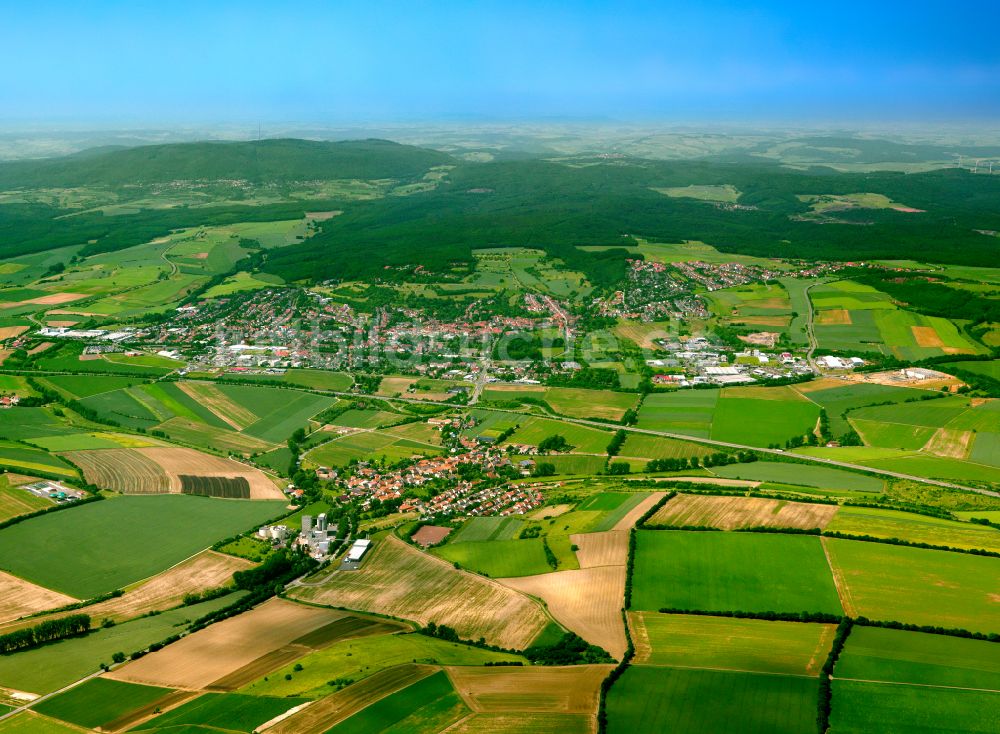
[[0, 614, 90, 654]]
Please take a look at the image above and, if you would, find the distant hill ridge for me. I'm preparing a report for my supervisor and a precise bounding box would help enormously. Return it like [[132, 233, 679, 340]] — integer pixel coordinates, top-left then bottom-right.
[[0, 138, 454, 186]]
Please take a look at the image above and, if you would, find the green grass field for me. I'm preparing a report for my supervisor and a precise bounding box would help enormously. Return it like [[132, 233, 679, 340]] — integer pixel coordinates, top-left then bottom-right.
[[710, 461, 883, 492], [633, 612, 834, 676], [632, 530, 843, 614], [132, 692, 308, 733], [606, 666, 818, 734], [0, 442, 76, 477], [0, 594, 240, 694], [829, 680, 999, 734], [0, 713, 86, 734], [636, 390, 719, 438], [325, 670, 469, 734], [824, 538, 1000, 633], [710, 396, 819, 447], [826, 506, 1000, 552], [0, 495, 284, 598], [450, 516, 525, 543], [305, 431, 440, 468], [32, 678, 171, 730], [796, 382, 927, 437], [432, 538, 552, 577], [505, 417, 612, 454], [243, 633, 525, 699], [617, 433, 712, 462], [835, 626, 1000, 691]]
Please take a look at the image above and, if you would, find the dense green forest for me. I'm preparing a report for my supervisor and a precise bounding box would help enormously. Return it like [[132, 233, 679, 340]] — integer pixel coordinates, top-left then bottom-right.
[[0, 138, 453, 187], [265, 156, 1000, 283], [1, 139, 999, 286]]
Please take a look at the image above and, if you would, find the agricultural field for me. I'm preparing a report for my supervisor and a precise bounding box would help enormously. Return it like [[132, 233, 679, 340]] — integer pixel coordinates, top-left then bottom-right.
[[64, 445, 283, 498], [503, 417, 612, 454], [243, 633, 525, 698], [432, 538, 553, 577], [0, 550, 252, 632], [631, 530, 843, 614], [322, 669, 469, 734], [710, 461, 884, 492], [446, 664, 610, 714], [325, 408, 407, 429], [830, 680, 998, 734], [810, 279, 985, 359], [823, 538, 1000, 633], [483, 384, 639, 421], [630, 612, 835, 676], [615, 433, 713, 462], [0, 570, 76, 624], [449, 515, 525, 543], [500, 565, 628, 659], [0, 713, 88, 734], [791, 381, 929, 436], [288, 536, 550, 649], [0, 494, 284, 598], [826, 506, 1000, 552], [0, 473, 54, 522], [835, 626, 1000, 691], [130, 692, 309, 734], [0, 441, 76, 477], [304, 430, 441, 468], [75, 380, 335, 451], [606, 666, 818, 734], [647, 493, 840, 530], [0, 593, 239, 695], [32, 678, 172, 730], [708, 282, 793, 330], [635, 387, 819, 448], [107, 598, 364, 690], [263, 664, 439, 734]]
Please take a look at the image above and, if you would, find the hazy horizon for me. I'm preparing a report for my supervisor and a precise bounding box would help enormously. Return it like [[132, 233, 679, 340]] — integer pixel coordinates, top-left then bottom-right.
[[3, 0, 998, 125]]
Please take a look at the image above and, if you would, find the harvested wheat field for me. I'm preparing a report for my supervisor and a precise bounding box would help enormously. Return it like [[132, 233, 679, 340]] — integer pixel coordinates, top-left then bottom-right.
[[177, 382, 258, 431], [65, 448, 170, 493], [267, 664, 437, 734], [500, 566, 627, 659], [0, 551, 250, 634], [447, 665, 612, 714], [571, 531, 628, 568], [136, 447, 283, 499], [448, 712, 595, 733], [912, 325, 946, 348], [923, 428, 974, 459], [0, 571, 76, 624], [290, 536, 549, 650], [647, 493, 839, 531], [0, 326, 28, 342], [611, 492, 666, 530], [816, 309, 852, 325], [106, 598, 351, 689]]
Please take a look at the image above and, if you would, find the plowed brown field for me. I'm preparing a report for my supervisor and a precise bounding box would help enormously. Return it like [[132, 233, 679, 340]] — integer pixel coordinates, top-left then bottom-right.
[[647, 493, 839, 530], [446, 665, 612, 713]]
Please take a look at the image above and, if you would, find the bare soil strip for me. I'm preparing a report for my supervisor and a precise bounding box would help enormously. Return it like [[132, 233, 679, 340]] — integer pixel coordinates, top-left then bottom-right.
[[0, 571, 76, 624], [445, 665, 613, 714], [500, 567, 628, 660], [106, 598, 349, 689], [264, 664, 438, 734], [648, 493, 839, 530], [611, 492, 666, 531]]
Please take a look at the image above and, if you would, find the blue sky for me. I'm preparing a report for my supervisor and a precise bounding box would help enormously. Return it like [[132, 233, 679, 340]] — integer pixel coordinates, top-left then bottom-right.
[[1, 0, 998, 123]]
